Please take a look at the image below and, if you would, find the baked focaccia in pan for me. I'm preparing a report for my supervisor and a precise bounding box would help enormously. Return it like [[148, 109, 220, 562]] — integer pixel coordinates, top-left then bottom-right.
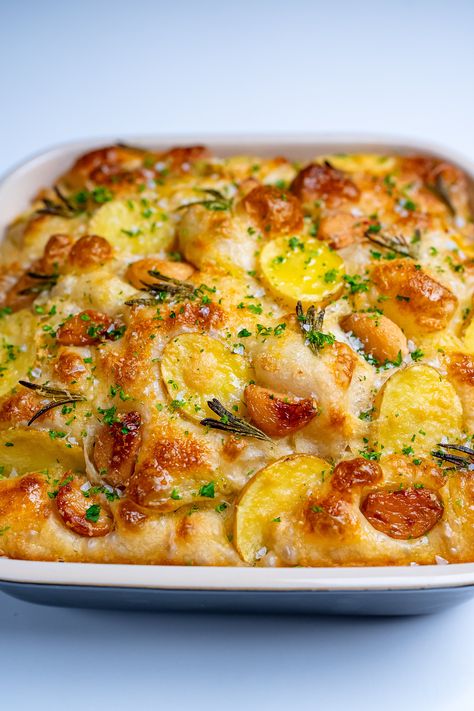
[[0, 144, 473, 566]]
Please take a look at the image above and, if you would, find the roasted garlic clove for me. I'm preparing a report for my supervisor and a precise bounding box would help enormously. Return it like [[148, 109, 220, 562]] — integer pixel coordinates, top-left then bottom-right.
[[244, 384, 317, 437]]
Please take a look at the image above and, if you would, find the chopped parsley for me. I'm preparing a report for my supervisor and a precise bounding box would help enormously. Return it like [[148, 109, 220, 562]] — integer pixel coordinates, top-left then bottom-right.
[[199, 482, 215, 498], [343, 274, 369, 294], [85, 504, 101, 523], [324, 268, 339, 283]]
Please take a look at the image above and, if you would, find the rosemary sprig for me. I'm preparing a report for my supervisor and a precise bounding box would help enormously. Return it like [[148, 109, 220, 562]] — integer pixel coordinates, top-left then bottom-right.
[[176, 188, 232, 212], [427, 174, 456, 216], [124, 296, 159, 307], [432, 442, 474, 469], [116, 141, 149, 152], [296, 301, 335, 354], [36, 186, 79, 218], [364, 230, 413, 258], [124, 270, 195, 306], [19, 270, 59, 296], [147, 270, 195, 294], [19, 380, 86, 426], [200, 398, 272, 442]]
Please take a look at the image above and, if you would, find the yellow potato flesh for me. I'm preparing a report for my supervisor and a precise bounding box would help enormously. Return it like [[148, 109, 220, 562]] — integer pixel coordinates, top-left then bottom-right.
[[235, 454, 330, 564], [89, 199, 174, 255], [463, 319, 474, 354], [259, 236, 344, 308], [316, 153, 396, 175], [375, 364, 463, 456], [0, 429, 84, 477], [0, 311, 36, 398], [418, 331, 464, 357], [160, 333, 254, 420]]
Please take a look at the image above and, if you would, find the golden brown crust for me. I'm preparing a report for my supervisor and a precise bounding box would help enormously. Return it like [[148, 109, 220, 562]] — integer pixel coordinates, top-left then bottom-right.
[[0, 391, 43, 427], [448, 352, 474, 385], [129, 431, 213, 510], [53, 349, 87, 385], [370, 259, 458, 333], [0, 473, 49, 531]]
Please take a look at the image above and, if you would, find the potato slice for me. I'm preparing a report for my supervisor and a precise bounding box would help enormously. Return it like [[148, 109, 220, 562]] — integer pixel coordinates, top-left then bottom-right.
[[0, 311, 36, 398], [235, 454, 330, 564], [0, 428, 84, 477], [417, 331, 464, 357], [370, 259, 457, 335], [259, 236, 344, 308], [316, 153, 396, 175], [161, 333, 254, 420], [89, 199, 174, 255], [374, 364, 463, 456]]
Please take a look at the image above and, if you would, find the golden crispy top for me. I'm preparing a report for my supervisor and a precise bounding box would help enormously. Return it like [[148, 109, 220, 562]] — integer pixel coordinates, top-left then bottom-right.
[[0, 144, 473, 567]]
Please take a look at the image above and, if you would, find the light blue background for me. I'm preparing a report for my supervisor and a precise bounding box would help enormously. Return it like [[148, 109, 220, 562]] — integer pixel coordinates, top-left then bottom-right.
[[1, 1, 474, 708]]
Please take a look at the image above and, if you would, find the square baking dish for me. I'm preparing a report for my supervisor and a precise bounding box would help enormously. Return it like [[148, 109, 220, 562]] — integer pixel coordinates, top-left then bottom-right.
[[1, 134, 474, 616]]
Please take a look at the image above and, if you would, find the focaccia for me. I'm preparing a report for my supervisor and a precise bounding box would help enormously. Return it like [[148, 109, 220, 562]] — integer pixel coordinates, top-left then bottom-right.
[[0, 144, 473, 567]]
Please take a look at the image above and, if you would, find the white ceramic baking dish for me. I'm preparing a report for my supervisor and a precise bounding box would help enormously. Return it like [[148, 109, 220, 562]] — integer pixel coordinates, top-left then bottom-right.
[[1, 134, 474, 616]]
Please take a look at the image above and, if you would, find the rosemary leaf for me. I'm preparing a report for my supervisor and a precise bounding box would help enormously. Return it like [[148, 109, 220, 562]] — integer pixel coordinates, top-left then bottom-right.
[[19, 380, 86, 426], [125, 270, 195, 305], [53, 185, 76, 213], [124, 296, 161, 307], [19, 271, 59, 296], [147, 270, 195, 294], [36, 186, 80, 218], [432, 442, 474, 469], [427, 175, 456, 216], [200, 398, 272, 442], [176, 189, 232, 212], [364, 230, 413, 258], [116, 141, 150, 152]]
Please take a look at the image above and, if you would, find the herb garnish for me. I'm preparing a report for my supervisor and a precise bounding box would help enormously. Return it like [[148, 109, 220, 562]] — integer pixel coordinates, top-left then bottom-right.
[[432, 443, 474, 469], [200, 398, 272, 442], [427, 174, 456, 216], [343, 274, 370, 294], [296, 301, 335, 354], [177, 188, 232, 212], [19, 380, 85, 425], [364, 230, 413, 258], [36, 186, 80, 218], [19, 269, 59, 296], [125, 269, 195, 306], [199, 481, 215, 498], [85, 504, 101, 523]]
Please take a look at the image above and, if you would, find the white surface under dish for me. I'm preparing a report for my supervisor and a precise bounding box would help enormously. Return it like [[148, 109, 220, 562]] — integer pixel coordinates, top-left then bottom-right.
[[1, 135, 474, 610]]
